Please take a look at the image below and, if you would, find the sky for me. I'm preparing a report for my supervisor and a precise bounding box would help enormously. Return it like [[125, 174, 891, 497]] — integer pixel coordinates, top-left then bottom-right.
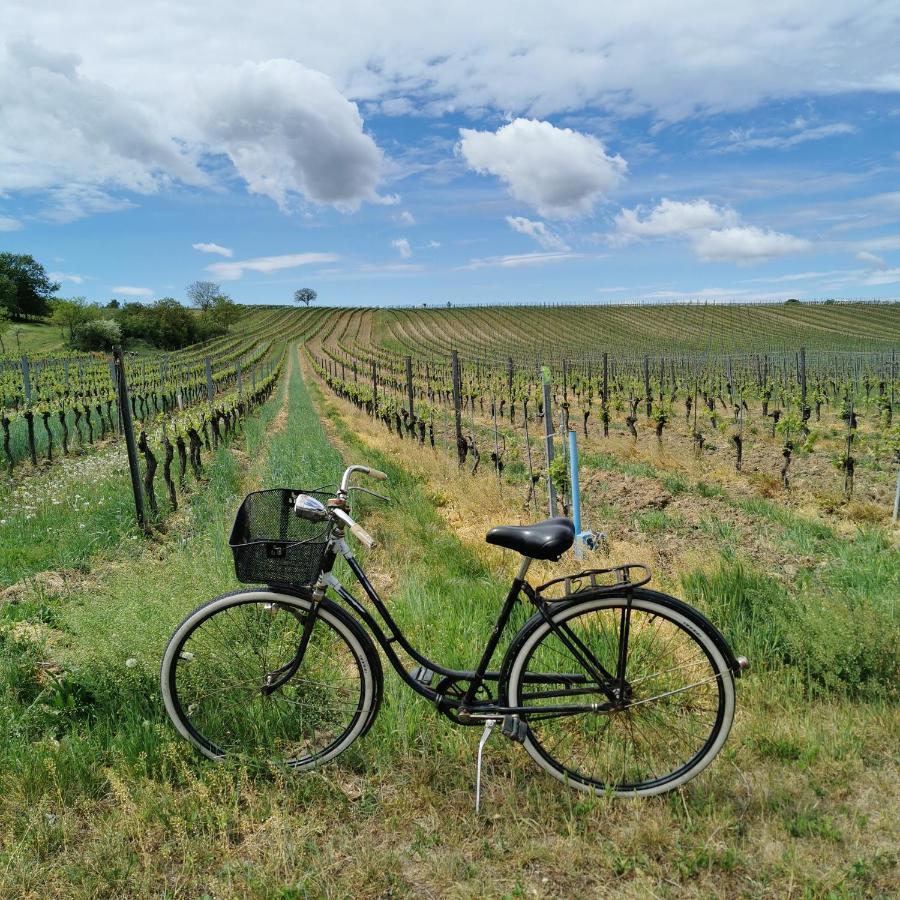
[[1, 1, 899, 307]]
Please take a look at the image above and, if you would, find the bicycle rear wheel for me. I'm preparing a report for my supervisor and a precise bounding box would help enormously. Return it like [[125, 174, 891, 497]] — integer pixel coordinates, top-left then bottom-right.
[[504, 590, 735, 796], [161, 590, 382, 769]]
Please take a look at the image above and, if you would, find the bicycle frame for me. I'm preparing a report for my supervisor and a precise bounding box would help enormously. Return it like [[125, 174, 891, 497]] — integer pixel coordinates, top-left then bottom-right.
[[288, 534, 628, 723]]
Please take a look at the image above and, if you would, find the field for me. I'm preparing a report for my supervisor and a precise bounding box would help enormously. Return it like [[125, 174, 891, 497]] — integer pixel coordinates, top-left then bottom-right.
[[0, 301, 897, 897]]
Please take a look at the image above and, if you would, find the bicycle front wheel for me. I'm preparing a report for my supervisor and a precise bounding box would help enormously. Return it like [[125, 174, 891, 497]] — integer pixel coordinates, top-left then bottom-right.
[[161, 590, 382, 769], [504, 590, 735, 796]]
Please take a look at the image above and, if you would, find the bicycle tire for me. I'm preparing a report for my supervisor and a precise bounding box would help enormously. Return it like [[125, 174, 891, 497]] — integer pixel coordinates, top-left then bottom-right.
[[161, 589, 382, 769], [503, 589, 736, 796]]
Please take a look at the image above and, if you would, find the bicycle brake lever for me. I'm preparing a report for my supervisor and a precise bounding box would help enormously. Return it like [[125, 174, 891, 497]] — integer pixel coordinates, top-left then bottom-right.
[[347, 486, 391, 503]]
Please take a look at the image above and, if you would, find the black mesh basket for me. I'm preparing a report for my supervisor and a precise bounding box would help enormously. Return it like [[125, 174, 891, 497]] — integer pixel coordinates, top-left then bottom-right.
[[229, 489, 332, 587]]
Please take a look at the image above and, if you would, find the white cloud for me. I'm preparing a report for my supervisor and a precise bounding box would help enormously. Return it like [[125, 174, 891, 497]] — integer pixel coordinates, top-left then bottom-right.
[[396, 210, 416, 225], [49, 271, 84, 284], [458, 119, 626, 219], [614, 198, 810, 263], [856, 250, 887, 269], [3, 3, 896, 123], [427, 240, 442, 248], [862, 267, 900, 285], [693, 226, 811, 262], [196, 59, 386, 211], [0, 39, 387, 221], [462, 251, 585, 270], [615, 199, 737, 240], [717, 122, 856, 153], [391, 238, 412, 258], [192, 242, 233, 257], [113, 285, 154, 296], [207, 251, 339, 281], [505, 216, 570, 251], [0, 216, 22, 231]]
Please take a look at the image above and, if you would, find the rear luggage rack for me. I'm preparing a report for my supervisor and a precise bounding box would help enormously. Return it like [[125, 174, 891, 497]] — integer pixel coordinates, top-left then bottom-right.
[[536, 563, 651, 602]]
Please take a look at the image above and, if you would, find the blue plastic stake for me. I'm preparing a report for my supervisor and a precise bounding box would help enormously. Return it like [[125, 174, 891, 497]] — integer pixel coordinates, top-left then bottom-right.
[[568, 429, 581, 535]]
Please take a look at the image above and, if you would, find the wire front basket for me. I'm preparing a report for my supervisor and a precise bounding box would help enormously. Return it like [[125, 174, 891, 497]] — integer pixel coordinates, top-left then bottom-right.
[[229, 488, 333, 587]]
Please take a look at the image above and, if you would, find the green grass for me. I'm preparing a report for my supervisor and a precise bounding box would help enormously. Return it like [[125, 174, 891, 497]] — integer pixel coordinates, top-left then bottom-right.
[[0, 320, 66, 356], [0, 354, 897, 897]]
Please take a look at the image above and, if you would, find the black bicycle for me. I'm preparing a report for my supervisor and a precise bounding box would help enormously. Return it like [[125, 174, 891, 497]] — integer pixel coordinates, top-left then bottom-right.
[[161, 464, 748, 800]]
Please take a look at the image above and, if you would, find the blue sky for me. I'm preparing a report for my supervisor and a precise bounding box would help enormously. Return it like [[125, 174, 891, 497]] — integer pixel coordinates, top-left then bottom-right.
[[1, 2, 899, 307]]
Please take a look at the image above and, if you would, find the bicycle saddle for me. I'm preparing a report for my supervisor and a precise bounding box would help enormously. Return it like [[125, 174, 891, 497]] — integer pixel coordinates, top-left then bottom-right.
[[485, 517, 575, 561]]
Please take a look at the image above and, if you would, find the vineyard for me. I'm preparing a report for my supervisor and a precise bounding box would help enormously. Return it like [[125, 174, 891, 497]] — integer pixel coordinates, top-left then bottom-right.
[[0, 299, 898, 896]]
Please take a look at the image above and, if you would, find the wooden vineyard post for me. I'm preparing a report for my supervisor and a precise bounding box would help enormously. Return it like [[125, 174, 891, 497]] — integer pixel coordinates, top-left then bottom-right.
[[205, 358, 214, 402], [451, 350, 466, 466], [371, 359, 378, 415], [20, 356, 37, 466], [405, 355, 415, 425], [507, 357, 514, 421], [236, 357, 242, 396], [799, 346, 809, 436], [113, 347, 146, 531], [643, 355, 652, 417], [542, 368, 558, 517], [602, 352, 609, 438]]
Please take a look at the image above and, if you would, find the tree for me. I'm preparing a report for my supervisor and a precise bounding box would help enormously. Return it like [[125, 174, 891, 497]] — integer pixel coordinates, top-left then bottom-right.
[[209, 294, 241, 331], [51, 297, 94, 346], [73, 318, 121, 351], [186, 280, 222, 312], [294, 287, 317, 307], [147, 298, 199, 348], [0, 253, 60, 319]]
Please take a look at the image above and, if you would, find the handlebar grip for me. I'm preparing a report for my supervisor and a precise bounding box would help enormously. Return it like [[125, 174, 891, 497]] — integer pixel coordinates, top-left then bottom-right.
[[349, 520, 376, 550], [366, 468, 388, 481]]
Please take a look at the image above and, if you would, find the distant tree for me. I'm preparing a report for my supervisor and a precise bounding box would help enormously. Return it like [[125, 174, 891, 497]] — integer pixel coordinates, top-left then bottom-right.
[[148, 297, 198, 349], [0, 307, 10, 355], [73, 318, 121, 351], [51, 297, 94, 346], [106, 298, 121, 309], [0, 253, 60, 319], [294, 287, 317, 307], [187, 280, 222, 312], [208, 294, 241, 331], [785, 298, 800, 305]]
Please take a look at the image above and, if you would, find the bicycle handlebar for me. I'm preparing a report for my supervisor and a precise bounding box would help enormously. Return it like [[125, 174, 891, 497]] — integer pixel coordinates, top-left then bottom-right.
[[339, 464, 388, 493], [331, 507, 376, 549]]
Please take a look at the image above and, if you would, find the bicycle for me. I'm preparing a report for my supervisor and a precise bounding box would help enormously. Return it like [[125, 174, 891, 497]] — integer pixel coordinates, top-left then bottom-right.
[[161, 464, 749, 804]]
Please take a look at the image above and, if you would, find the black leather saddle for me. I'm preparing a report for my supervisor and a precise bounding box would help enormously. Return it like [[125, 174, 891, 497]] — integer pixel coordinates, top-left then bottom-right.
[[485, 517, 575, 561]]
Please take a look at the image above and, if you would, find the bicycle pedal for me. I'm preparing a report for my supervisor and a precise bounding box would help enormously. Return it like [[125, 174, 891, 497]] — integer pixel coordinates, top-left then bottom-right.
[[409, 665, 435, 686], [500, 715, 528, 743]]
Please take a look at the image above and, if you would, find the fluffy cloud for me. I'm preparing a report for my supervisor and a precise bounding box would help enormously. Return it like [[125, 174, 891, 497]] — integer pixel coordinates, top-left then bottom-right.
[[692, 227, 811, 262], [193, 242, 233, 257], [2, 2, 896, 122], [396, 210, 416, 225], [459, 119, 626, 219], [506, 216, 570, 251], [0, 39, 387, 220], [615, 199, 737, 240], [207, 252, 339, 281], [0, 38, 202, 221], [196, 59, 385, 211], [615, 198, 810, 263], [0, 216, 22, 231], [391, 238, 412, 258]]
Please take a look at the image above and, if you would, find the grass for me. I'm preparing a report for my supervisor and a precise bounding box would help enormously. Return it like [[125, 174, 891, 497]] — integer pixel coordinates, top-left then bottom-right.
[[0, 351, 896, 896]]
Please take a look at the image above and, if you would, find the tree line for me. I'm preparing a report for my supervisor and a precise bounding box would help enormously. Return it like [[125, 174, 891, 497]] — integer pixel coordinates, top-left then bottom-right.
[[0, 252, 242, 353]]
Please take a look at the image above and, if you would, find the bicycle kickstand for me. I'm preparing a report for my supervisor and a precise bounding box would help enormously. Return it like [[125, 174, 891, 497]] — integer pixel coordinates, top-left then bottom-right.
[[474, 718, 496, 814]]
